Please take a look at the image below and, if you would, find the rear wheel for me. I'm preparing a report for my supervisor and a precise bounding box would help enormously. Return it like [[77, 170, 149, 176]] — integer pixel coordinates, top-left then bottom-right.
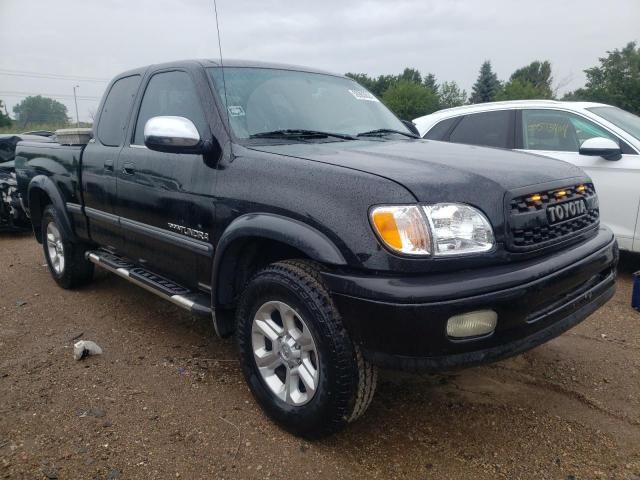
[[236, 260, 377, 437], [41, 205, 94, 289]]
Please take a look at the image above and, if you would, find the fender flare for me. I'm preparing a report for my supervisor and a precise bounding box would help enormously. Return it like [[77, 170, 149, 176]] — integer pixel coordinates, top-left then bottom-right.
[[211, 212, 347, 307], [27, 175, 76, 243]]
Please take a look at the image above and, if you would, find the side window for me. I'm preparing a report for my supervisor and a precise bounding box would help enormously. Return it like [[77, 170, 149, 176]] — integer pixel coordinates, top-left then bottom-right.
[[449, 111, 511, 148], [424, 117, 458, 140], [569, 115, 617, 145], [133, 71, 206, 145], [522, 109, 617, 152], [97, 75, 141, 147]]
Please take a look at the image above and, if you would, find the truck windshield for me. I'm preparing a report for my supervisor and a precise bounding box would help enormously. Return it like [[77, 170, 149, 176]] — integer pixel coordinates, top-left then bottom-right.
[[207, 67, 411, 140]]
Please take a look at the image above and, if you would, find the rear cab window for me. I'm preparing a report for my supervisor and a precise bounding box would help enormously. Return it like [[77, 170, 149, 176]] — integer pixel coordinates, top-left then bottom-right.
[[97, 75, 141, 147]]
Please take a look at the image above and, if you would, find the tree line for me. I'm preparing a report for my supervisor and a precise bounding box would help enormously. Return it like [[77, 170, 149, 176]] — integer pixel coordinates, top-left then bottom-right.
[[1, 41, 638, 133], [347, 40, 639, 120]]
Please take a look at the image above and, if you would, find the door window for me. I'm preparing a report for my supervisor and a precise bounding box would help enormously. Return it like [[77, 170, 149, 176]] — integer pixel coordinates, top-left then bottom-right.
[[448, 110, 512, 148], [424, 117, 458, 140], [522, 109, 617, 152], [97, 75, 140, 147], [133, 71, 206, 145]]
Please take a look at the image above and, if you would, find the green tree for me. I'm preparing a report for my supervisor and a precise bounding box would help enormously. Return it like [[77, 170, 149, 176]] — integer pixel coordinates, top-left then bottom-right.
[[423, 73, 438, 92], [382, 79, 439, 120], [438, 81, 467, 109], [370, 75, 396, 97], [563, 42, 640, 114], [399, 67, 422, 84], [0, 100, 11, 128], [13, 95, 69, 127], [496, 78, 551, 101], [470, 61, 501, 103], [509, 60, 553, 98]]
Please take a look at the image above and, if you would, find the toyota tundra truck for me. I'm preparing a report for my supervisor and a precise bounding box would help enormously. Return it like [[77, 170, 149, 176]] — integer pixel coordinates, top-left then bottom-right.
[[14, 60, 618, 437]]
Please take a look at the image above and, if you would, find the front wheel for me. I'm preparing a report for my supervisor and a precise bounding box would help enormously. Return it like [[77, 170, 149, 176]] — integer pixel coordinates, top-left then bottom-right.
[[236, 260, 377, 438], [41, 205, 94, 289]]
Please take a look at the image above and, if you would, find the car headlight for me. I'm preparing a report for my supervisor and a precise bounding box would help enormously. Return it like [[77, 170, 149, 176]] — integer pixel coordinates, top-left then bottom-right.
[[370, 203, 494, 256], [423, 203, 494, 256]]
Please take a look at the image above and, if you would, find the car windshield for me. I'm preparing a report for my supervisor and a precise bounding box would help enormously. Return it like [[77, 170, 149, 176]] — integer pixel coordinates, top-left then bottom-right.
[[587, 106, 640, 140], [207, 67, 410, 140]]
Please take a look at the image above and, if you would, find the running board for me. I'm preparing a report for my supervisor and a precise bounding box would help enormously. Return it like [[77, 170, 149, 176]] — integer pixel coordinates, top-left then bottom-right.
[[86, 250, 212, 317]]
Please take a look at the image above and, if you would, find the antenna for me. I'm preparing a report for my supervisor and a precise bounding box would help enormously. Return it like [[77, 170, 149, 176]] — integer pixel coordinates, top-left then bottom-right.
[[212, 0, 231, 136]]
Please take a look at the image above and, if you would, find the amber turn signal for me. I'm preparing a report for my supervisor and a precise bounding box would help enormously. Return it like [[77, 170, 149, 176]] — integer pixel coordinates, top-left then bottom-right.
[[370, 205, 431, 255]]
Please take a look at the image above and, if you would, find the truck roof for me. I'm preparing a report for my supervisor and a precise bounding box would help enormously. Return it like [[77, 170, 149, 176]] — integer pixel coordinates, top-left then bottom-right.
[[114, 59, 345, 81]]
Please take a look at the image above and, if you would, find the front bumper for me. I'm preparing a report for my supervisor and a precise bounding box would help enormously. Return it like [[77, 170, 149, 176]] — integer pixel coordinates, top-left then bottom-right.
[[323, 228, 618, 370]]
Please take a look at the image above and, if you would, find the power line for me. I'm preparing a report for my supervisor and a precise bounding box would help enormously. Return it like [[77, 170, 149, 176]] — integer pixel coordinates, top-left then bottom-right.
[[0, 91, 102, 100], [0, 68, 110, 83]]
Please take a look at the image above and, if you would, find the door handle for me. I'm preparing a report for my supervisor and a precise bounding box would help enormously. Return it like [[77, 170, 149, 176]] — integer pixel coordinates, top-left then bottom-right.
[[122, 163, 136, 175], [104, 160, 114, 172]]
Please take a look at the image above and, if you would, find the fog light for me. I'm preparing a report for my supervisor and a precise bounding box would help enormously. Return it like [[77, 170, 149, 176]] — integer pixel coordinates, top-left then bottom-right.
[[447, 310, 497, 338]]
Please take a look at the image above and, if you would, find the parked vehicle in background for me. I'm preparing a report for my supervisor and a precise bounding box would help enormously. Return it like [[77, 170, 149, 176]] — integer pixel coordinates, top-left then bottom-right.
[[0, 134, 52, 231], [414, 100, 640, 252], [15, 61, 617, 437], [20, 130, 55, 138]]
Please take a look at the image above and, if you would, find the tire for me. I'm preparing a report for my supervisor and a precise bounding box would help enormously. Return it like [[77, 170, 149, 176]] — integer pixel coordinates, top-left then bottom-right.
[[236, 259, 377, 438], [41, 205, 94, 289]]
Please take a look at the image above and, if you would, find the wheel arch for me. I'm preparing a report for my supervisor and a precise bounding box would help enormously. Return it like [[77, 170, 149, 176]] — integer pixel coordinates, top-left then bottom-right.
[[210, 213, 348, 335], [27, 175, 76, 244]]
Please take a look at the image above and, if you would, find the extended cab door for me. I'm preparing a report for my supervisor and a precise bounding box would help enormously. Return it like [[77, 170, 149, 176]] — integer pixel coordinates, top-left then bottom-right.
[[115, 69, 216, 289], [516, 108, 640, 251], [81, 74, 141, 251]]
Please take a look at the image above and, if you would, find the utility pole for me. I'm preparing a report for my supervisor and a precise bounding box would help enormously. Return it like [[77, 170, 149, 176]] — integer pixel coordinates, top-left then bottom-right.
[[73, 85, 80, 127]]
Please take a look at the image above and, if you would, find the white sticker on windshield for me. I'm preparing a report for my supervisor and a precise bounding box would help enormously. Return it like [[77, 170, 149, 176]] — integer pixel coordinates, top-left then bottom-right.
[[228, 105, 246, 117], [348, 89, 379, 102]]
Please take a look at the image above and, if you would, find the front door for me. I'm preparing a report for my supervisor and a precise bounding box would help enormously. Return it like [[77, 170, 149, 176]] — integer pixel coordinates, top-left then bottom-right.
[[517, 108, 640, 251], [116, 69, 216, 288]]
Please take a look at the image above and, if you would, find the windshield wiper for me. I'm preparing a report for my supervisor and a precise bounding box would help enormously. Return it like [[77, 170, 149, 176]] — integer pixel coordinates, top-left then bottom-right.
[[357, 128, 419, 139], [250, 129, 356, 140]]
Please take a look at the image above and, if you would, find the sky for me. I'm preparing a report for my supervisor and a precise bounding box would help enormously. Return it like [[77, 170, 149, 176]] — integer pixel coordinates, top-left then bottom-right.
[[1, 0, 638, 123]]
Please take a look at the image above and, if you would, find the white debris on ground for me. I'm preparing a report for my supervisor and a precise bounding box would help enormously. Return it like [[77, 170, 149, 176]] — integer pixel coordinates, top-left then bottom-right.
[[73, 340, 103, 360]]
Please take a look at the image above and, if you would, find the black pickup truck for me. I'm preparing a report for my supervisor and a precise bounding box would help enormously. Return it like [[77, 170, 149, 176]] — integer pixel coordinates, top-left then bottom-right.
[[15, 60, 618, 437]]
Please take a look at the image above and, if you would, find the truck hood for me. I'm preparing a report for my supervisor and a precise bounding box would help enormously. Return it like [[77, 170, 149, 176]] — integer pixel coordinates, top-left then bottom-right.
[[247, 139, 587, 203]]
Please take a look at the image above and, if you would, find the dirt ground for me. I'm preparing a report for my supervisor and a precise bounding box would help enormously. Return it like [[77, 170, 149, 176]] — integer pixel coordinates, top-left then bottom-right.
[[1, 233, 639, 480]]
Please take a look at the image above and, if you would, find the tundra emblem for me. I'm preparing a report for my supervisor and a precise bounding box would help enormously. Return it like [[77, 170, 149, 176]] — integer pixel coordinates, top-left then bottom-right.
[[167, 223, 209, 241], [547, 199, 587, 225]]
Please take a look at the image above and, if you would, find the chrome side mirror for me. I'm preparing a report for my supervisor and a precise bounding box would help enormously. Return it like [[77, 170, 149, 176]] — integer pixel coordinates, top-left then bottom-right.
[[144, 116, 202, 153], [579, 137, 622, 161]]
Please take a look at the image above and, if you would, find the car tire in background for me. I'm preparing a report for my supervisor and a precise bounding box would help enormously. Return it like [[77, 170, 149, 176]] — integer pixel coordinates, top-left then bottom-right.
[[41, 205, 94, 289], [236, 259, 377, 438]]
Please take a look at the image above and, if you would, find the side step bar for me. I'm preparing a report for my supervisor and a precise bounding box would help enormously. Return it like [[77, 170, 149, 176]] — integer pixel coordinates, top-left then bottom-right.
[[86, 250, 212, 317]]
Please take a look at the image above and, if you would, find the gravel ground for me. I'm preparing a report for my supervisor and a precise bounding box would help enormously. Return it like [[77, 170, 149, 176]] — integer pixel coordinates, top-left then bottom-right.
[[1, 232, 640, 479]]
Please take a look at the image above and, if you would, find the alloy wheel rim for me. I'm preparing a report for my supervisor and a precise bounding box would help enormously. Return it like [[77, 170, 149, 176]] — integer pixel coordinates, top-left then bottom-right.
[[251, 301, 320, 406], [46, 222, 65, 275]]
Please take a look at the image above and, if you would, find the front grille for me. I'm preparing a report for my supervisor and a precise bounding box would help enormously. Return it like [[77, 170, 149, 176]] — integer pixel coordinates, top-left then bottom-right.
[[508, 183, 599, 251]]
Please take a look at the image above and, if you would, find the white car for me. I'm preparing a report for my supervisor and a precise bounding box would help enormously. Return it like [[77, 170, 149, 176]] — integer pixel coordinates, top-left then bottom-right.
[[414, 100, 640, 252]]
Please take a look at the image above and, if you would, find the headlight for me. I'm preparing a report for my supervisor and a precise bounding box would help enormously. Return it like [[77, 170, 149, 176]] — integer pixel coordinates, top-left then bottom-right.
[[370, 203, 494, 257], [423, 203, 494, 256], [370, 205, 431, 255]]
